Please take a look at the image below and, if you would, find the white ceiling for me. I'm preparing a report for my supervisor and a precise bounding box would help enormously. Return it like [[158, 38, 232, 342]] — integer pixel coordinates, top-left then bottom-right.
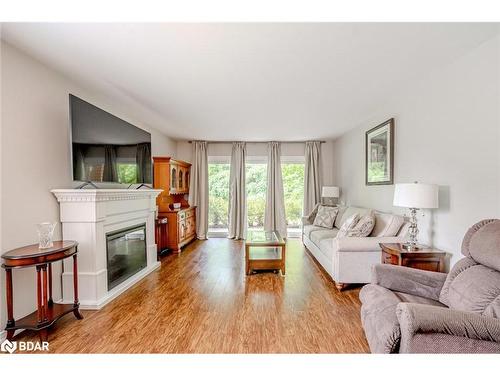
[[2, 23, 499, 141]]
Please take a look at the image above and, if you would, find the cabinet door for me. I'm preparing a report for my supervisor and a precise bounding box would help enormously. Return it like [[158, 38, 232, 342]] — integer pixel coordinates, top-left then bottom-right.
[[186, 216, 195, 236], [178, 219, 186, 241], [170, 165, 177, 193]]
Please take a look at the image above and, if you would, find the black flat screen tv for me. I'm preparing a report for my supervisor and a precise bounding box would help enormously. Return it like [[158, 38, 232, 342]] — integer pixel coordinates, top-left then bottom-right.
[[70, 94, 152, 184]]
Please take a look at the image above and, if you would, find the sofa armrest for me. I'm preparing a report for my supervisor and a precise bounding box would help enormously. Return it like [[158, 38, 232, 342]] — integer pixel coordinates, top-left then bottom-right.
[[334, 236, 401, 252], [372, 264, 447, 301], [397, 303, 500, 353]]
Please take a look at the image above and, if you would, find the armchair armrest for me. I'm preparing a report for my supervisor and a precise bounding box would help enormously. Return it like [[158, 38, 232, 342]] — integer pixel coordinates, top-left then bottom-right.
[[372, 264, 447, 301], [334, 236, 401, 253], [397, 303, 500, 353]]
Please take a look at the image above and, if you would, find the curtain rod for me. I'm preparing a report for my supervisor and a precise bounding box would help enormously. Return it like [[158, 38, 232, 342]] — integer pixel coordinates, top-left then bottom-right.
[[187, 140, 326, 144]]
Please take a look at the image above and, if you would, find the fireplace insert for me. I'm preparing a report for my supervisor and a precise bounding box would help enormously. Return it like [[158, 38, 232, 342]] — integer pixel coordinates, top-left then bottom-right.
[[106, 223, 147, 290]]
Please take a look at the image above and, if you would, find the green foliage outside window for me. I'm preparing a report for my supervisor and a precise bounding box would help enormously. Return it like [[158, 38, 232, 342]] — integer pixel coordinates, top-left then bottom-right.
[[207, 162, 304, 229], [117, 163, 137, 184]]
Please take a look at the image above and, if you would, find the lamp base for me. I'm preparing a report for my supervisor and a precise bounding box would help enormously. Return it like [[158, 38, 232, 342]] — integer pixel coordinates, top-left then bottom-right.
[[402, 242, 424, 251]]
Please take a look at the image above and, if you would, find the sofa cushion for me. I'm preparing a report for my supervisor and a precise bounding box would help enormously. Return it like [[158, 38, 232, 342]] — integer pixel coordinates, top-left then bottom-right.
[[334, 206, 372, 229], [310, 228, 338, 247], [372, 212, 405, 237], [303, 224, 324, 237], [439, 257, 500, 318], [360, 284, 445, 353], [336, 214, 360, 238], [313, 205, 339, 229]]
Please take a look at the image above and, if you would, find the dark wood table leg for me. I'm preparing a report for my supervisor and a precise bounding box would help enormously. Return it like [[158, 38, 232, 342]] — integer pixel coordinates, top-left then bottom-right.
[[36, 265, 43, 324], [5, 268, 15, 340], [73, 253, 83, 320], [281, 244, 286, 275], [48, 263, 53, 306]]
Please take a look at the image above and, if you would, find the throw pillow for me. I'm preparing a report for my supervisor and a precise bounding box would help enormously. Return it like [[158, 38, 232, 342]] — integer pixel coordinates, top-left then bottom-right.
[[336, 214, 360, 238], [348, 213, 376, 237], [313, 205, 339, 229], [307, 203, 321, 223]]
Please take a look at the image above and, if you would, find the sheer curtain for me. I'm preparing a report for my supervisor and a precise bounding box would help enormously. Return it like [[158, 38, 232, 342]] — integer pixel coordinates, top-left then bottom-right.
[[264, 142, 287, 238], [228, 142, 247, 240], [188, 141, 209, 239], [303, 141, 322, 215]]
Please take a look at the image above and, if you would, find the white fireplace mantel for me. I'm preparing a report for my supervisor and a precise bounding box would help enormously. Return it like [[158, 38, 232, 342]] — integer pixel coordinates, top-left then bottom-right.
[[51, 188, 163, 309]]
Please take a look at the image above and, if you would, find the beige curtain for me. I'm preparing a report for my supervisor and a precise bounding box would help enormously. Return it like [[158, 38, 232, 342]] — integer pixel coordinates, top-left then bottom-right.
[[228, 142, 247, 240], [264, 142, 287, 238], [303, 141, 322, 215], [188, 141, 209, 239]]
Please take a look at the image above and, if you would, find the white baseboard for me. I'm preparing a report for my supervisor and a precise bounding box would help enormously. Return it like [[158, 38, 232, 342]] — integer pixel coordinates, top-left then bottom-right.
[[64, 261, 161, 310]]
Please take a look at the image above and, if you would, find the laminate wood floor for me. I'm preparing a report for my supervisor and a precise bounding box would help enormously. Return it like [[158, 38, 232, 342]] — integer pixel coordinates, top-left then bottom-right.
[[17, 239, 370, 353]]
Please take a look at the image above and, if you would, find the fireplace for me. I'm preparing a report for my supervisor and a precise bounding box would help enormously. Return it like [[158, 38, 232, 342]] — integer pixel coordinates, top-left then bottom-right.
[[106, 224, 147, 291]]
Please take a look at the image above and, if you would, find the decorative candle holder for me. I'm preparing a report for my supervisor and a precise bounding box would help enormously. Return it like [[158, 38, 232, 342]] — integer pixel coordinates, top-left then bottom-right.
[[37, 222, 56, 249]]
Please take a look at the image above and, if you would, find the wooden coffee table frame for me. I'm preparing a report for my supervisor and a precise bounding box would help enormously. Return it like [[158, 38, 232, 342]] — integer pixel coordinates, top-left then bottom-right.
[[245, 231, 286, 275], [2, 240, 83, 341]]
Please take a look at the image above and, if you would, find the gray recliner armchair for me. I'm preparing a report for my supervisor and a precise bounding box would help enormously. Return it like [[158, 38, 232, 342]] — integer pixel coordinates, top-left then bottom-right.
[[359, 219, 500, 353]]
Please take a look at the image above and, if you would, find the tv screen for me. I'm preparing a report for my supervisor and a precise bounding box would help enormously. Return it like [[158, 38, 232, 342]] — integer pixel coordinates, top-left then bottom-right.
[[70, 94, 152, 184]]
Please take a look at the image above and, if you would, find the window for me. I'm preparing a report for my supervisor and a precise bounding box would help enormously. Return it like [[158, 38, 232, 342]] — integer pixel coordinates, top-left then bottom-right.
[[117, 163, 137, 184], [246, 159, 268, 233], [281, 158, 305, 238], [208, 158, 230, 237]]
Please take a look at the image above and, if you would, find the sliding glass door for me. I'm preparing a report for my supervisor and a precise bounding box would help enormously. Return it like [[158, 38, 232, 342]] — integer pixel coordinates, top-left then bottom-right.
[[281, 157, 305, 238], [208, 158, 230, 237], [246, 158, 267, 234]]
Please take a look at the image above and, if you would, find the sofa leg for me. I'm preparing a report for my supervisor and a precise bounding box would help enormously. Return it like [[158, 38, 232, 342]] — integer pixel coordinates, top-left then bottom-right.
[[335, 282, 348, 291]]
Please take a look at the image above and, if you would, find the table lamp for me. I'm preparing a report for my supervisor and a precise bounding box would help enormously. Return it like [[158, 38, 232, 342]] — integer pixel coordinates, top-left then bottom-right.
[[393, 182, 438, 250], [322, 186, 340, 206]]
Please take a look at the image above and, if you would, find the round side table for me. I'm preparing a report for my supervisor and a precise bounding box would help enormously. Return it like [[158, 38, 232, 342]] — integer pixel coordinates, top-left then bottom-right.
[[1, 240, 83, 341]]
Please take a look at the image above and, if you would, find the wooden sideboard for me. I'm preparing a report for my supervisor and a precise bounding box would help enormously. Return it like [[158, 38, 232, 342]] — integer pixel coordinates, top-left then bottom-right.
[[161, 207, 197, 253], [153, 157, 197, 253]]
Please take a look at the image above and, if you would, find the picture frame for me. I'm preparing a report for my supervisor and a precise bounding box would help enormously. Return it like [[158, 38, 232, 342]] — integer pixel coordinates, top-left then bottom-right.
[[365, 118, 394, 185]]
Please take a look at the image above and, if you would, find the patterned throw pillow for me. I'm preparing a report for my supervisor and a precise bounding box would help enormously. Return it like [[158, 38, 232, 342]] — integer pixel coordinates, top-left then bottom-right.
[[313, 205, 339, 229], [307, 203, 321, 223], [336, 214, 360, 238], [348, 214, 376, 237]]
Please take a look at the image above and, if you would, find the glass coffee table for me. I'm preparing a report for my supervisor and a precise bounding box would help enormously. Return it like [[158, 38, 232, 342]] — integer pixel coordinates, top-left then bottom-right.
[[245, 230, 286, 275]]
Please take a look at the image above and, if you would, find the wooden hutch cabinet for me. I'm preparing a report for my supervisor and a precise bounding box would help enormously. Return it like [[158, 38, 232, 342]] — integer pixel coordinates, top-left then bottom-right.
[[153, 157, 196, 254]]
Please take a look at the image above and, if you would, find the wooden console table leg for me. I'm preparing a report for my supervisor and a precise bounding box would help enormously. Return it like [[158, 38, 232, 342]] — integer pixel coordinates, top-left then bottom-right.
[[245, 245, 250, 275], [36, 265, 44, 324], [72, 253, 83, 320], [5, 268, 15, 340], [281, 244, 286, 275], [41, 264, 48, 323], [48, 263, 53, 305]]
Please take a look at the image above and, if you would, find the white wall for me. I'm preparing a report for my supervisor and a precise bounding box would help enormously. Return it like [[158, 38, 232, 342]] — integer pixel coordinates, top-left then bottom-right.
[[176, 140, 335, 186], [333, 35, 500, 265], [0, 41, 177, 333]]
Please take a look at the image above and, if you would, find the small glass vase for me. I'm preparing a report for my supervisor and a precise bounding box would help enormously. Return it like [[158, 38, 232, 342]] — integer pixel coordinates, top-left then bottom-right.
[[37, 222, 56, 249]]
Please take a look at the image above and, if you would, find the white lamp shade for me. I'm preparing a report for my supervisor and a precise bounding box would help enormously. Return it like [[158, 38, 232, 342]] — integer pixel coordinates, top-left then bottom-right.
[[393, 183, 439, 209], [322, 186, 339, 198]]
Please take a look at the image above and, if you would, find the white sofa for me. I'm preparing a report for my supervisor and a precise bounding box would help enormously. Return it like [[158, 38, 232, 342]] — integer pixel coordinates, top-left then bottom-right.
[[302, 206, 408, 290]]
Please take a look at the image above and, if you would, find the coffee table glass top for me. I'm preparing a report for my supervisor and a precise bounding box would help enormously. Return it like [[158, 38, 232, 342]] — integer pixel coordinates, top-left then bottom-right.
[[246, 230, 284, 245]]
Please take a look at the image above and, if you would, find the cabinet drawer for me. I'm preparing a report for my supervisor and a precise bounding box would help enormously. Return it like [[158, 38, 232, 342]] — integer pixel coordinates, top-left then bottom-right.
[[382, 251, 399, 265], [177, 211, 186, 221], [186, 209, 194, 219]]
